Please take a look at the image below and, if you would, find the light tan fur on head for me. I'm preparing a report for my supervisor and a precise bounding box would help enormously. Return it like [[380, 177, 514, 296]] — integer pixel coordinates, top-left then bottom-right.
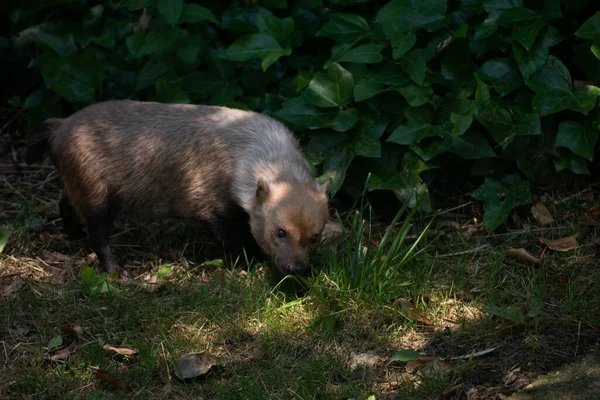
[[250, 179, 329, 275]]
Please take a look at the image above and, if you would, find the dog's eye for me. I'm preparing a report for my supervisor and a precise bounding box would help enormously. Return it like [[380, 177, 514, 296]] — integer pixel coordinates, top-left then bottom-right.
[[277, 228, 287, 238], [310, 234, 319, 244]]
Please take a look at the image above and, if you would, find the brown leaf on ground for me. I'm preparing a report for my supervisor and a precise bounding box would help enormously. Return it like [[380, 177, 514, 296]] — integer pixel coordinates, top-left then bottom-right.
[[397, 298, 433, 325], [580, 205, 600, 226], [102, 344, 139, 356], [60, 324, 82, 340], [405, 357, 452, 377], [132, 272, 166, 292], [531, 203, 554, 226], [50, 343, 77, 361], [173, 352, 222, 380], [539, 233, 578, 252], [320, 219, 344, 249], [0, 275, 24, 297], [506, 247, 542, 265], [91, 367, 129, 390]]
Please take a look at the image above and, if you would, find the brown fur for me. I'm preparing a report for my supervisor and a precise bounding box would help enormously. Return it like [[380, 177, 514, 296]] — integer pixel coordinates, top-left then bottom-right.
[[26, 100, 330, 275]]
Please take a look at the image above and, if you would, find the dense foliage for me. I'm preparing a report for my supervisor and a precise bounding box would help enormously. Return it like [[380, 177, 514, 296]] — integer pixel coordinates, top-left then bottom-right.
[[3, 0, 600, 231]]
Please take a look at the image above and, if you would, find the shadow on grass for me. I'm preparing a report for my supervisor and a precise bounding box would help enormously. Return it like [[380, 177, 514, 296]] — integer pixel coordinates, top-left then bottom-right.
[[2, 196, 600, 400]]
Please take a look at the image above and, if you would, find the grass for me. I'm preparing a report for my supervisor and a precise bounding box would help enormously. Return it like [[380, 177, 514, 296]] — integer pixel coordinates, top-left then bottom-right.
[[2, 171, 600, 399]]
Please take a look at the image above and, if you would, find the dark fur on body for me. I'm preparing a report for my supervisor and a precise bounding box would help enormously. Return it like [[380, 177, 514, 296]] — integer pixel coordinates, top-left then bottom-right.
[[26, 100, 330, 275]]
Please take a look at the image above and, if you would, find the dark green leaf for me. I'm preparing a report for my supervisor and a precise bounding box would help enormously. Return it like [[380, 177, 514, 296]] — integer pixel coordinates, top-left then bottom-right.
[[336, 43, 385, 64], [399, 49, 427, 85], [477, 103, 541, 148], [388, 106, 445, 144], [575, 11, 600, 41], [472, 176, 531, 231], [376, 0, 447, 38], [396, 84, 433, 107], [291, 69, 314, 91], [498, 6, 561, 50], [441, 41, 475, 87], [219, 33, 291, 71], [18, 24, 74, 55], [257, 12, 295, 48], [157, 0, 183, 25], [181, 4, 218, 24], [134, 24, 185, 58], [354, 76, 386, 102], [47, 335, 63, 352], [450, 113, 473, 136], [485, 305, 525, 324], [513, 26, 562, 81], [373, 64, 410, 86], [42, 51, 104, 103], [369, 151, 432, 210], [352, 113, 389, 157], [176, 35, 203, 64], [320, 146, 352, 197], [391, 33, 416, 59], [478, 58, 524, 96], [451, 130, 496, 159], [177, 70, 242, 103], [316, 13, 371, 44], [555, 121, 600, 161], [136, 55, 172, 91], [333, 108, 359, 131], [475, 76, 491, 103], [155, 76, 189, 104], [576, 12, 600, 61], [474, 0, 522, 40], [274, 104, 338, 129], [554, 152, 590, 175], [529, 56, 600, 115], [222, 5, 268, 32], [125, 29, 145, 57], [390, 350, 421, 362], [305, 63, 354, 108]]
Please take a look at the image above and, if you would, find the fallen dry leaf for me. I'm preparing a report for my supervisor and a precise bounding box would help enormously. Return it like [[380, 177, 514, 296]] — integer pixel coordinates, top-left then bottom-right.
[[531, 203, 554, 226], [91, 367, 129, 390], [173, 352, 221, 380], [397, 298, 432, 325], [405, 357, 452, 377], [60, 324, 82, 340], [1, 275, 24, 297], [539, 233, 578, 252], [506, 247, 542, 265], [320, 219, 344, 249], [103, 344, 139, 356], [50, 343, 77, 361]]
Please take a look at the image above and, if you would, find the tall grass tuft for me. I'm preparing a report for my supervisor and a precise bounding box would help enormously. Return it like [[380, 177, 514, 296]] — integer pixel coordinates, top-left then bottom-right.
[[320, 175, 436, 300]]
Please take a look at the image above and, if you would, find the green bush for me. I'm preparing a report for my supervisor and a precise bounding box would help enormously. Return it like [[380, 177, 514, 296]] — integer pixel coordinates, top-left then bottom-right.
[[5, 0, 600, 231]]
